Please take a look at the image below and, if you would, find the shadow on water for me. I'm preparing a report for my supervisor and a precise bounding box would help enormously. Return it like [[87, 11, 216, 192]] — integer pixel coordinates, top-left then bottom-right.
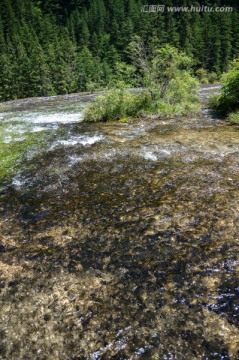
[[0, 85, 239, 359]]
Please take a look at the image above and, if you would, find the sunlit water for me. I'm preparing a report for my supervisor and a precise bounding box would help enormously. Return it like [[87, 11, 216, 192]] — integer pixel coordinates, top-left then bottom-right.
[[0, 85, 239, 359]]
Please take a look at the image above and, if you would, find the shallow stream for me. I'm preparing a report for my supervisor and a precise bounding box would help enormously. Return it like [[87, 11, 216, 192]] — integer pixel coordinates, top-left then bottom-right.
[[0, 86, 239, 359]]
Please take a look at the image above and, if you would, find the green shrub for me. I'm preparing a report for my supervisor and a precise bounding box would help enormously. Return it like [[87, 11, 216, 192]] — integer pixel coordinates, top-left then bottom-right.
[[208, 72, 219, 84], [228, 111, 239, 125], [208, 94, 221, 108], [210, 59, 239, 113], [83, 43, 200, 122], [83, 82, 199, 122], [196, 68, 209, 84], [196, 68, 218, 84], [83, 88, 151, 122]]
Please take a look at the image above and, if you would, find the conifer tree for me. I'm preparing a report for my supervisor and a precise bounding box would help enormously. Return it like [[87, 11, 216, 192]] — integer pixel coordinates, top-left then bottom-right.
[[14, 36, 32, 97], [0, 39, 18, 100], [0, 53, 14, 100], [0, 0, 239, 101], [29, 40, 54, 96], [231, 11, 239, 59], [77, 46, 96, 91], [220, 13, 232, 72], [191, 12, 204, 67], [0, 16, 5, 52], [166, 13, 179, 47]]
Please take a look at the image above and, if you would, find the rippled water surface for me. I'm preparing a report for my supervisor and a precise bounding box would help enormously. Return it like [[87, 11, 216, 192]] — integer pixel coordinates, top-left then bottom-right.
[[0, 86, 239, 359]]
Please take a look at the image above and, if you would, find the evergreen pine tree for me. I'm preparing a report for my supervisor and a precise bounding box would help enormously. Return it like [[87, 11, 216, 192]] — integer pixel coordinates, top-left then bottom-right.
[[0, 0, 238, 100], [191, 12, 204, 67], [0, 39, 18, 100], [220, 13, 232, 72], [77, 46, 95, 91], [231, 11, 239, 59], [29, 39, 54, 96], [166, 13, 179, 47]]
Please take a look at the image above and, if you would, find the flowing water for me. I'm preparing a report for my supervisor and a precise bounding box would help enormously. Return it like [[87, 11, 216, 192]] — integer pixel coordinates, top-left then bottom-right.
[[0, 86, 239, 359]]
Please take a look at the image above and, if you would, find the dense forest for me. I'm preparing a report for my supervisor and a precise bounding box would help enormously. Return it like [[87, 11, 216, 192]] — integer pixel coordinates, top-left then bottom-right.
[[0, 0, 239, 101]]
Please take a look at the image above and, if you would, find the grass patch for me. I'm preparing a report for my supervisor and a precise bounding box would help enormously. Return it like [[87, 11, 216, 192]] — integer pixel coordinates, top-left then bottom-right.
[[83, 86, 200, 123], [83, 89, 151, 122], [227, 111, 239, 125]]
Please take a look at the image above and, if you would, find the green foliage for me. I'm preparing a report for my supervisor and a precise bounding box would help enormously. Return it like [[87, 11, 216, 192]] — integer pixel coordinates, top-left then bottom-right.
[[208, 72, 219, 84], [208, 94, 221, 109], [0, 122, 46, 178], [196, 68, 218, 84], [77, 46, 103, 91], [83, 87, 151, 122], [84, 43, 200, 122], [210, 59, 239, 113], [128, 40, 200, 111], [113, 62, 137, 86], [0, 0, 238, 101], [196, 68, 209, 84], [228, 111, 239, 125]]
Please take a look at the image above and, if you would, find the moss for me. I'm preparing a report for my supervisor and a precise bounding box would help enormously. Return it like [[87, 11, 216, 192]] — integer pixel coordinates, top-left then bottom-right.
[[0, 124, 47, 178], [118, 117, 129, 123], [0, 105, 10, 112]]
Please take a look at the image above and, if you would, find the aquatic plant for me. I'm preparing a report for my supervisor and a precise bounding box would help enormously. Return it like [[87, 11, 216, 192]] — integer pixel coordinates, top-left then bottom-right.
[[0, 129, 45, 178]]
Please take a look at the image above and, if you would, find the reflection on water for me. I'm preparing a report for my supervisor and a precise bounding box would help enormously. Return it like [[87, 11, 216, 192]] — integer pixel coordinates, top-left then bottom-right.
[[0, 85, 239, 359]]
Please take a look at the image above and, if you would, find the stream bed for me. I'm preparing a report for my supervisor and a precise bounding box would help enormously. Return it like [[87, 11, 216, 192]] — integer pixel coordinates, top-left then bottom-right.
[[0, 86, 239, 359]]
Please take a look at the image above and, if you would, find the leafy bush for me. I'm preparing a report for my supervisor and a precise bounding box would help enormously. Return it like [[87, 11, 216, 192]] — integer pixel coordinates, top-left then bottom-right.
[[228, 111, 239, 125], [83, 42, 200, 122], [208, 72, 219, 84], [196, 68, 218, 84], [210, 59, 239, 113], [83, 88, 151, 122], [196, 68, 209, 84]]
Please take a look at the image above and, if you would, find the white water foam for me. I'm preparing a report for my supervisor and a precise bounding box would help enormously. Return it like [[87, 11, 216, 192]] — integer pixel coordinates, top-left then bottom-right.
[[52, 134, 105, 149], [6, 126, 26, 135], [3, 135, 26, 143], [143, 152, 158, 161], [3, 136, 12, 144], [30, 112, 83, 124], [32, 126, 48, 132], [159, 149, 171, 155], [68, 155, 83, 165], [141, 146, 172, 161], [12, 175, 27, 189]]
